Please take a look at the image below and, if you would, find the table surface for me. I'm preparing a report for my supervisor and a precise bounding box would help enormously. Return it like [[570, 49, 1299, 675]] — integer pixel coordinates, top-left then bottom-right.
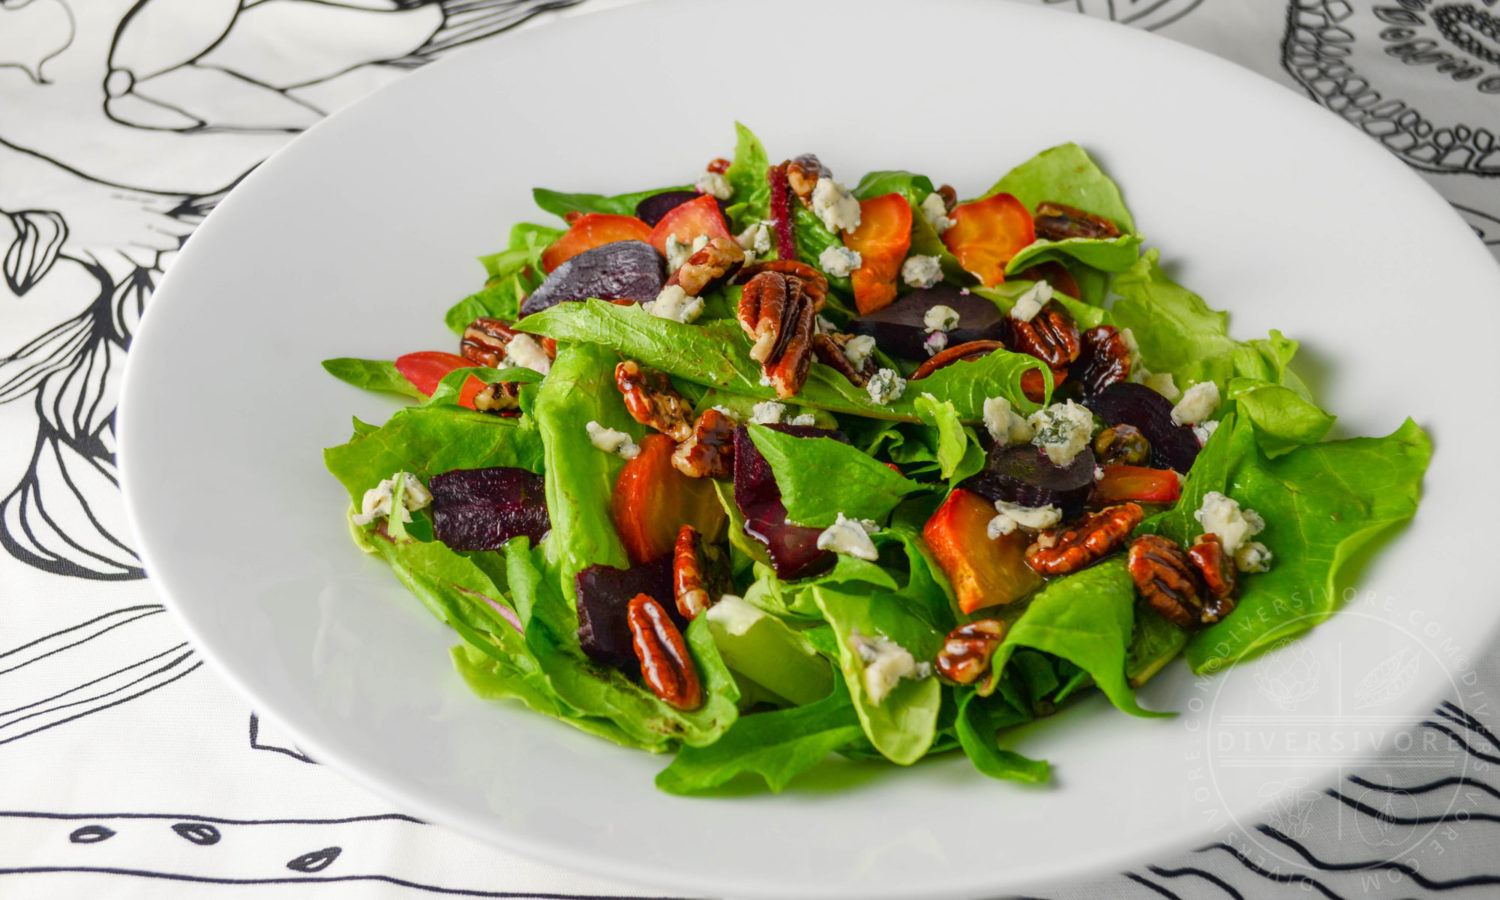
[[3, 1, 1498, 897]]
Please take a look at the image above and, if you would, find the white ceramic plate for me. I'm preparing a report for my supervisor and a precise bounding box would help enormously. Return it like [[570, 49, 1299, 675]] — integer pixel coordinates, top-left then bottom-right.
[[118, 0, 1500, 896]]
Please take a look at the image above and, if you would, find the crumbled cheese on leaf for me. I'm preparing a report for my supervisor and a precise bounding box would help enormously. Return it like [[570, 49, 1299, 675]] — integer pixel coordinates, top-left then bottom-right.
[[352, 472, 431, 527], [816, 513, 881, 561], [646, 284, 704, 325], [844, 334, 876, 369], [504, 333, 552, 374], [750, 400, 789, 424], [865, 368, 906, 405], [703, 594, 763, 636], [902, 255, 942, 289], [586, 421, 640, 459], [1027, 400, 1095, 467], [1144, 371, 1180, 401], [789, 414, 816, 426], [665, 233, 708, 271], [923, 332, 948, 356], [920, 192, 954, 234], [923, 303, 960, 333], [1234, 541, 1273, 574], [811, 178, 861, 233], [983, 397, 1034, 445], [737, 222, 772, 262], [1010, 281, 1053, 321], [1171, 381, 1220, 425], [848, 628, 928, 705], [1193, 419, 1220, 446], [695, 171, 732, 201], [818, 245, 862, 277], [986, 499, 1061, 538], [1193, 491, 1265, 555]]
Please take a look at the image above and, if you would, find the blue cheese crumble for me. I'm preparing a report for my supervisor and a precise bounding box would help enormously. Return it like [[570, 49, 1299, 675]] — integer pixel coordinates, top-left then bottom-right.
[[982, 396, 1034, 446], [504, 333, 552, 374], [1027, 400, 1095, 467], [646, 284, 704, 325], [865, 368, 906, 405], [843, 334, 877, 369], [818, 245, 862, 277], [848, 628, 931, 705], [811, 178, 861, 233], [920, 192, 954, 234], [987, 499, 1062, 538], [1171, 381, 1220, 425], [1010, 280, 1053, 321], [694, 171, 732, 201], [923, 303, 960, 333], [1193, 491, 1266, 558], [585, 421, 640, 459], [816, 513, 881, 561], [352, 472, 431, 527], [902, 254, 942, 289]]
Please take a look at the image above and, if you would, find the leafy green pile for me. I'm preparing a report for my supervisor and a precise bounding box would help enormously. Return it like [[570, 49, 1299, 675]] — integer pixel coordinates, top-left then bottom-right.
[[323, 124, 1430, 794]]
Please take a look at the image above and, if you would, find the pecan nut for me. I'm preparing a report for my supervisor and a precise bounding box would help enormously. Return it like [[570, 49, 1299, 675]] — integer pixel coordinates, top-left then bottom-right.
[[736, 262, 828, 399], [1027, 503, 1145, 576], [1073, 325, 1131, 398], [1187, 533, 1237, 621], [1093, 424, 1150, 467], [706, 157, 731, 174], [615, 360, 694, 442], [1128, 535, 1203, 628], [1020, 365, 1069, 403], [665, 236, 745, 297], [1005, 302, 1081, 369], [671, 408, 737, 479], [785, 153, 830, 207], [672, 525, 713, 620], [472, 380, 523, 417], [461, 317, 556, 367], [910, 339, 1003, 381], [627, 593, 702, 710], [1034, 202, 1122, 242], [935, 184, 958, 211], [812, 332, 878, 388], [935, 619, 1007, 685]]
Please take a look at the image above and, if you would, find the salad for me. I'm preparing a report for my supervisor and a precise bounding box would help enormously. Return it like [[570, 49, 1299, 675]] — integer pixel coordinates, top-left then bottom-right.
[[322, 124, 1430, 792]]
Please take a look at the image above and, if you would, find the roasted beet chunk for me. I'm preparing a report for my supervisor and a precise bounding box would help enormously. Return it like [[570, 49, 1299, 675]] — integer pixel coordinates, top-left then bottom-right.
[[429, 467, 549, 551], [518, 240, 663, 316], [1085, 382, 1200, 473], [634, 190, 730, 227], [732, 424, 847, 580], [575, 556, 673, 673], [848, 285, 1004, 360], [960, 443, 1096, 521]]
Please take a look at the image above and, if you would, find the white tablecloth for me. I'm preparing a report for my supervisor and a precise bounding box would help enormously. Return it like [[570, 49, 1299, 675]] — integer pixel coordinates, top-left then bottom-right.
[[3, 1, 1498, 897]]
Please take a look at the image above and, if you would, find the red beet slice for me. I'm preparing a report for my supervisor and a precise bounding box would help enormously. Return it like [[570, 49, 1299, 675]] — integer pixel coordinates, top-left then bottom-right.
[[732, 425, 846, 580], [518, 240, 663, 316], [848, 285, 1005, 360], [768, 163, 797, 261], [959, 444, 1097, 521], [1085, 382, 1201, 473], [429, 467, 549, 551], [634, 190, 730, 227], [575, 555, 673, 673]]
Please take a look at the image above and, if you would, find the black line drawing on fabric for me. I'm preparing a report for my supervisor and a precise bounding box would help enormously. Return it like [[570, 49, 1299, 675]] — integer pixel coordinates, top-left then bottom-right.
[[248, 713, 316, 764], [0, 0, 75, 84], [1039, 0, 1205, 31]]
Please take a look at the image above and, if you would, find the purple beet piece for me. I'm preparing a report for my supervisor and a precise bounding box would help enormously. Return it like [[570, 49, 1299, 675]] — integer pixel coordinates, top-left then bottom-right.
[[1085, 382, 1201, 473], [429, 467, 549, 551], [634, 190, 730, 227], [518, 240, 663, 316], [574, 556, 673, 673], [849, 285, 1004, 360], [960, 444, 1097, 520], [732, 425, 847, 580]]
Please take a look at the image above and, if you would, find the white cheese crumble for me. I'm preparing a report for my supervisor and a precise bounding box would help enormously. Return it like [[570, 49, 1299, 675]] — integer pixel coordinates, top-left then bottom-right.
[[923, 332, 948, 356], [1027, 400, 1095, 467], [1144, 371, 1180, 401], [986, 499, 1062, 538], [665, 233, 709, 271], [694, 171, 732, 201], [1193, 419, 1220, 446], [1009, 280, 1053, 322], [816, 513, 881, 562], [758, 372, 773, 387], [923, 303, 960, 333], [811, 178, 861, 233], [790, 414, 816, 426], [703, 594, 763, 636], [865, 368, 906, 405], [843, 334, 877, 369], [710, 404, 741, 422], [352, 472, 431, 527], [1234, 541, 1273, 574], [818, 245, 863, 277], [983, 396, 1035, 446], [750, 400, 789, 424], [848, 628, 930, 705], [1171, 381, 1220, 426], [585, 421, 640, 459], [504, 333, 552, 374], [736, 222, 772, 262], [1193, 491, 1266, 556], [645, 284, 704, 325], [902, 254, 942, 289], [920, 192, 954, 234]]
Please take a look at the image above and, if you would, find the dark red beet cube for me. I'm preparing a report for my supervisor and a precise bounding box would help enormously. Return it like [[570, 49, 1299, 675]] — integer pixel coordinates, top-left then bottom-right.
[[574, 555, 673, 673], [848, 285, 1004, 360], [429, 467, 549, 551], [518, 240, 663, 316], [732, 425, 847, 581], [1085, 382, 1201, 473]]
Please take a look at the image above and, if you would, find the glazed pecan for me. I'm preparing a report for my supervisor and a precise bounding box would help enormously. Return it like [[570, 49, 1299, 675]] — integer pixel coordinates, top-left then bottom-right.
[[672, 525, 713, 620], [935, 184, 958, 212], [1093, 424, 1150, 467], [665, 236, 745, 296], [911, 339, 1003, 381], [672, 408, 736, 479], [1026, 503, 1144, 576], [935, 619, 1007, 685], [1034, 202, 1121, 241], [1074, 325, 1131, 398], [615, 360, 694, 441], [737, 263, 827, 399], [461, 317, 556, 367], [1187, 533, 1237, 619], [472, 380, 522, 417], [812, 332, 878, 388], [736, 259, 829, 307], [627, 593, 701, 710], [1005, 302, 1081, 369], [1020, 365, 1069, 403], [785, 153, 830, 207], [706, 157, 731, 174], [1128, 535, 1203, 628]]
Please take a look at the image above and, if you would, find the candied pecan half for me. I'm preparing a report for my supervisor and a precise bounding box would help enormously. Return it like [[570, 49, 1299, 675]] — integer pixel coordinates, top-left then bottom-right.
[[1034, 202, 1121, 241], [812, 332, 878, 388], [1094, 424, 1150, 466], [1005, 302, 1081, 369], [615, 360, 694, 441], [706, 157, 731, 174], [1074, 325, 1131, 398], [1128, 535, 1203, 628], [785, 153, 830, 207], [672, 408, 736, 478], [935, 184, 958, 212], [935, 619, 1007, 685], [665, 236, 745, 296], [736, 259, 829, 307], [1187, 533, 1237, 622], [673, 526, 712, 620], [911, 339, 1003, 381], [737, 265, 827, 398], [1026, 503, 1145, 576], [627, 594, 701, 710], [462, 317, 556, 367], [1020, 365, 1069, 403], [472, 380, 522, 417]]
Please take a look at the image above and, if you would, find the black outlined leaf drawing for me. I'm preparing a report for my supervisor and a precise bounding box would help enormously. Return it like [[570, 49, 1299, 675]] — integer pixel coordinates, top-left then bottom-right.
[[3, 209, 67, 295], [68, 825, 114, 843], [286, 846, 341, 873], [171, 822, 222, 845], [1041, 0, 1205, 31]]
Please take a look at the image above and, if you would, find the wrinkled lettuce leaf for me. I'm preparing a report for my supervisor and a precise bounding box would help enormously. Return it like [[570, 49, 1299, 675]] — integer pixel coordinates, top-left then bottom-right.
[[983, 142, 1135, 233], [479, 222, 563, 280], [912, 393, 985, 484], [723, 121, 770, 231], [745, 423, 926, 527], [955, 689, 1050, 783], [444, 273, 529, 335], [532, 185, 688, 221]]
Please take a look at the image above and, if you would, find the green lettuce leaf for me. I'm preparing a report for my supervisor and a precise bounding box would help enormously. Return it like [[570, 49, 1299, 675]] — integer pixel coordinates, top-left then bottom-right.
[[532, 185, 688, 220], [983, 142, 1135, 233], [321, 357, 425, 400], [955, 690, 1050, 783], [745, 423, 926, 527], [1227, 377, 1336, 458], [444, 274, 528, 335], [792, 205, 854, 301], [724, 121, 771, 230], [479, 223, 563, 280], [1006, 233, 1143, 276], [912, 393, 985, 483]]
